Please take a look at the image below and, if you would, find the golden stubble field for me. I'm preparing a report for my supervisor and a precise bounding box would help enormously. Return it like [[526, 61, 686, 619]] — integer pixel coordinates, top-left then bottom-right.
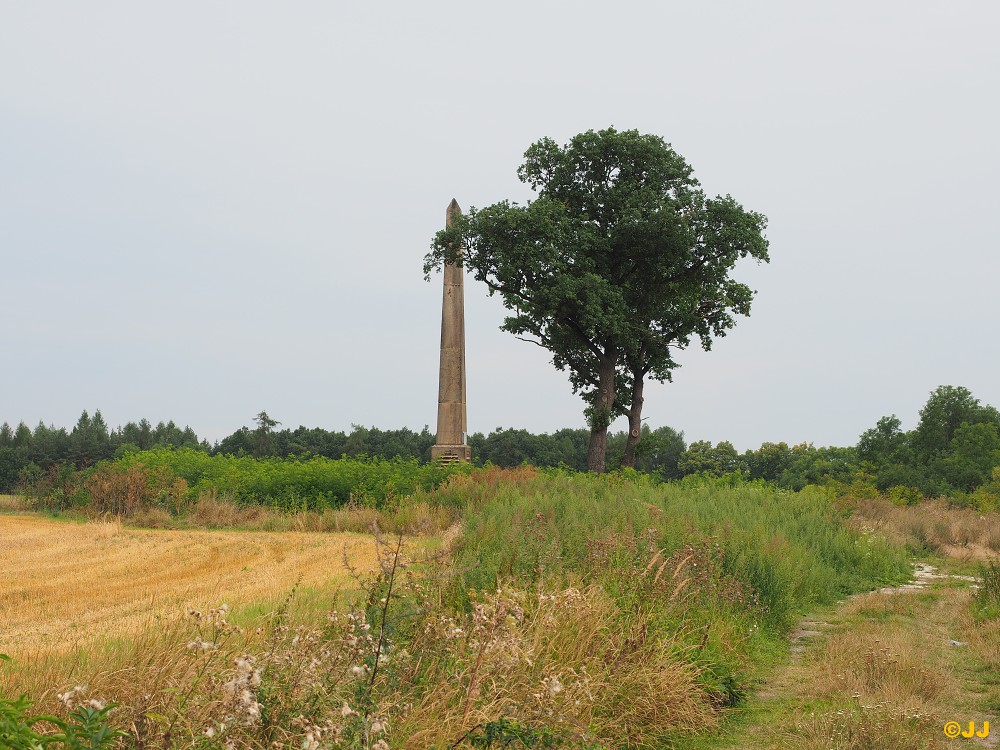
[[0, 514, 380, 657]]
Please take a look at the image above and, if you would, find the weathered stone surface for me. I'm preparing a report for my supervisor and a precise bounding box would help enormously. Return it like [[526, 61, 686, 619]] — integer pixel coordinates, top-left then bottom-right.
[[433, 199, 471, 463]]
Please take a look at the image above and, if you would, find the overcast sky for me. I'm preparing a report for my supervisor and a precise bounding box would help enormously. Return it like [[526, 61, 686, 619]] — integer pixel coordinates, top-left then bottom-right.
[[2, 1, 998, 450]]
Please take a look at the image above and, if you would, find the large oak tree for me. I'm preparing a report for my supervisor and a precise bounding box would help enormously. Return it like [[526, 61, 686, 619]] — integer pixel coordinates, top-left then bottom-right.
[[426, 128, 769, 472]]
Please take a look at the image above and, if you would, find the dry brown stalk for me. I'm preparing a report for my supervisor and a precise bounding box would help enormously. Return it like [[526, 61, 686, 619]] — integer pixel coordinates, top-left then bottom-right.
[[642, 548, 664, 577]]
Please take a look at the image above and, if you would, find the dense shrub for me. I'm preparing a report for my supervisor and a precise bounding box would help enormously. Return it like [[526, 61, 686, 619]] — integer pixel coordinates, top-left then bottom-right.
[[20, 448, 471, 517], [83, 463, 189, 516]]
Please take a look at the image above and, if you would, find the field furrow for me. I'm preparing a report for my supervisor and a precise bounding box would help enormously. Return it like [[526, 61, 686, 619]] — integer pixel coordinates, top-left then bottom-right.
[[0, 515, 377, 654]]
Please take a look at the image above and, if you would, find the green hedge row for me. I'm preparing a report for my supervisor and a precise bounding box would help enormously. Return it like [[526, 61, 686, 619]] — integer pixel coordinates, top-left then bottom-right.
[[116, 447, 469, 509]]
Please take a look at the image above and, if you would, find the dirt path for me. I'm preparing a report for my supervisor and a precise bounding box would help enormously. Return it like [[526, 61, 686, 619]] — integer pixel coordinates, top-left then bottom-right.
[[688, 560, 999, 749]]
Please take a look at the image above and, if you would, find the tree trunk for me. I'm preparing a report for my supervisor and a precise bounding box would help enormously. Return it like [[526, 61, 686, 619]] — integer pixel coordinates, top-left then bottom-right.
[[586, 428, 608, 473], [586, 356, 618, 473], [620, 373, 645, 468]]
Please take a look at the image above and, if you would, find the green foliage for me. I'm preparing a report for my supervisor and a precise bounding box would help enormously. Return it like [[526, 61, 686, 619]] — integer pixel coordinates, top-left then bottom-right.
[[69, 410, 113, 468], [25, 423, 71, 471], [111, 448, 467, 509], [912, 385, 1000, 463], [742, 441, 792, 482], [20, 463, 81, 512], [427, 127, 768, 471], [0, 686, 121, 750], [634, 425, 687, 476], [468, 427, 582, 469], [940, 421, 1000, 492], [215, 422, 436, 463], [886, 485, 924, 506], [857, 415, 907, 470], [677, 440, 740, 477], [776, 443, 860, 491], [0, 446, 18, 491], [856, 386, 1000, 502], [0, 413, 206, 493], [250, 410, 281, 457]]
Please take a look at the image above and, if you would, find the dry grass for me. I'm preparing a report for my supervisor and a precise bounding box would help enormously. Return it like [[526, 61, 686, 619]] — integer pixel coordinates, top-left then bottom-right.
[[0, 514, 380, 658], [127, 492, 459, 536], [0, 493, 27, 511], [961, 601, 1000, 683], [848, 497, 1000, 558], [786, 706, 945, 750], [802, 589, 959, 715], [809, 621, 952, 712], [396, 584, 714, 748], [773, 586, 991, 750]]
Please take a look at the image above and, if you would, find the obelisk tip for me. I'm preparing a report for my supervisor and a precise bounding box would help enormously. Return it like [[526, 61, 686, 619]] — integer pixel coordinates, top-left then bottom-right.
[[446, 198, 462, 227]]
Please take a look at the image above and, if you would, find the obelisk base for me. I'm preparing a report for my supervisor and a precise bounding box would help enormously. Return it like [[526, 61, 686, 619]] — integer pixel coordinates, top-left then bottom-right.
[[431, 444, 472, 464]]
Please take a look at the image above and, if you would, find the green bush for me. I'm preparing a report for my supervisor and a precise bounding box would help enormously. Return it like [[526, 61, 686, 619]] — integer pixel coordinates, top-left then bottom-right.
[[37, 448, 473, 514], [115, 448, 468, 508], [886, 485, 924, 506]]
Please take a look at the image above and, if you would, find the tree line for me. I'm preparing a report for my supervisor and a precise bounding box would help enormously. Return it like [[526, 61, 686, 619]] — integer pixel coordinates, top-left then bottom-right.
[[0, 411, 205, 490], [3, 385, 999, 505]]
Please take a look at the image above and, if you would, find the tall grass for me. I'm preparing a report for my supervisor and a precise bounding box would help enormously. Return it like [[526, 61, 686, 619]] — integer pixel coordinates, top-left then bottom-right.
[[973, 559, 1000, 619], [128, 491, 461, 536], [452, 473, 910, 629]]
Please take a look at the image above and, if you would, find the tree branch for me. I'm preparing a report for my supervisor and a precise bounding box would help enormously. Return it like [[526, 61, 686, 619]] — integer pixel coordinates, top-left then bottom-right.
[[514, 336, 548, 350]]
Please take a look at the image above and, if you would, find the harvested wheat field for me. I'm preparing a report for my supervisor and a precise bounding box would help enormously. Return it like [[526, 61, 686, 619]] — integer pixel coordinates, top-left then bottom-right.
[[0, 515, 379, 656]]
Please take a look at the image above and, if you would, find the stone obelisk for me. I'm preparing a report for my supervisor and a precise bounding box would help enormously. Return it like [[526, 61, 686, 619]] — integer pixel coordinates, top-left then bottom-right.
[[431, 199, 472, 463]]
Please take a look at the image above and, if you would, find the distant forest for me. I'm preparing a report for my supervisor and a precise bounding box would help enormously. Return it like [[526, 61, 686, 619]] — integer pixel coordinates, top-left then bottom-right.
[[2, 385, 999, 504]]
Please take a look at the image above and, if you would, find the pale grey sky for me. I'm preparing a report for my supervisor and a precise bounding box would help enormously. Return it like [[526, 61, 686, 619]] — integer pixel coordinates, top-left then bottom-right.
[[2, 1, 998, 450]]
